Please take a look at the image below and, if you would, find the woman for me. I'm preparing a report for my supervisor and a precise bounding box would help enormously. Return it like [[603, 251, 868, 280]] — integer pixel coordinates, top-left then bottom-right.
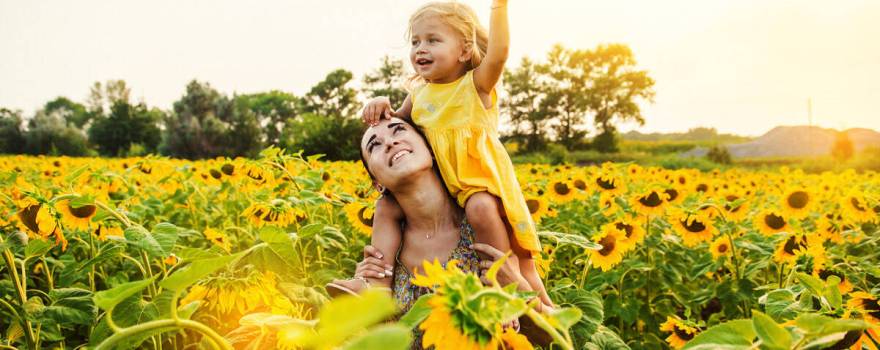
[[331, 118, 552, 346]]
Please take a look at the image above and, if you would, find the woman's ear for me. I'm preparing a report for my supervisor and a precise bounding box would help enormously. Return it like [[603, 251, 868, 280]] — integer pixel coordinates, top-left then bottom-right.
[[373, 181, 386, 194]]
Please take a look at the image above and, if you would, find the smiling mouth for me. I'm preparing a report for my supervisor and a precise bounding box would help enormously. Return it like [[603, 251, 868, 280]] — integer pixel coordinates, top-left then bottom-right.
[[415, 58, 433, 67], [389, 149, 412, 167]]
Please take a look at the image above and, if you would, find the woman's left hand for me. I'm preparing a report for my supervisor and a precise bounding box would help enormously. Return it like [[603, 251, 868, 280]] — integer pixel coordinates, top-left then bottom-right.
[[471, 243, 530, 291]]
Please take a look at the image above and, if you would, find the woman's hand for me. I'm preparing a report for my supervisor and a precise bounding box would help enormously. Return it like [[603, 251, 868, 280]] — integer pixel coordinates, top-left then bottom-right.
[[361, 96, 394, 126], [471, 243, 530, 291], [355, 245, 394, 279]]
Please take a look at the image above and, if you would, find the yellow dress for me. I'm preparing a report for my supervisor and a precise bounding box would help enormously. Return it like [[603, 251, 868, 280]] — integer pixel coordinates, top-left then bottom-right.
[[411, 70, 540, 254]]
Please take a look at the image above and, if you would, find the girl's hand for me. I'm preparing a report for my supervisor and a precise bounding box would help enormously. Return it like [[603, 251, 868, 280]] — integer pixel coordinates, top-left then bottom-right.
[[355, 245, 394, 279], [362, 97, 394, 126], [471, 243, 529, 290]]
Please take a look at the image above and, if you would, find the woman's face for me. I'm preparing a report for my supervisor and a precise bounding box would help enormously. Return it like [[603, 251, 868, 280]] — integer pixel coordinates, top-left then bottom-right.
[[361, 118, 433, 189]]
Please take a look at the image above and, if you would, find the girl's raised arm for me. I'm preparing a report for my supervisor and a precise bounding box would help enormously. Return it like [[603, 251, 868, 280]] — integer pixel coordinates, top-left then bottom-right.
[[473, 0, 509, 95]]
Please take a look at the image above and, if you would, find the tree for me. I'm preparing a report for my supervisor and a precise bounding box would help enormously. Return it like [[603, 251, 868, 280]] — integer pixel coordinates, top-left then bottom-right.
[[706, 145, 732, 164], [584, 44, 655, 153], [0, 108, 26, 154], [23, 109, 89, 156], [536, 45, 592, 149], [86, 80, 131, 115], [88, 101, 162, 156], [281, 113, 364, 161], [302, 69, 360, 118], [503, 57, 550, 152], [831, 131, 854, 162], [160, 80, 262, 159], [362, 55, 408, 107], [44, 97, 92, 129], [238, 91, 300, 146]]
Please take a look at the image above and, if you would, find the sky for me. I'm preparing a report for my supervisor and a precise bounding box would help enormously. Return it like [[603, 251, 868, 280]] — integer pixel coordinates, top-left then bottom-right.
[[1, 0, 878, 136]]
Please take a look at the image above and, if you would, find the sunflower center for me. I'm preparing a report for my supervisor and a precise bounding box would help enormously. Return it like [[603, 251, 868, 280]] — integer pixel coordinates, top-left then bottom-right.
[[221, 164, 235, 176], [664, 188, 679, 202], [597, 235, 616, 256], [553, 182, 571, 195], [787, 191, 809, 209], [764, 213, 786, 230], [573, 179, 586, 191], [526, 199, 540, 214], [717, 243, 728, 253], [638, 192, 663, 207], [18, 204, 41, 233], [210, 169, 222, 179], [673, 325, 695, 341], [783, 236, 806, 255], [69, 204, 97, 218], [596, 177, 617, 190], [681, 218, 707, 233], [850, 198, 866, 211], [358, 207, 374, 227], [724, 195, 741, 212], [696, 184, 708, 192], [615, 222, 634, 238], [322, 172, 331, 181], [818, 269, 842, 281], [678, 176, 687, 185]]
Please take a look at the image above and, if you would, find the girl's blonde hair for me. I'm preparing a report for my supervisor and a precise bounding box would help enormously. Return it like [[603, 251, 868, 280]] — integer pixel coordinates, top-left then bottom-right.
[[407, 2, 489, 72]]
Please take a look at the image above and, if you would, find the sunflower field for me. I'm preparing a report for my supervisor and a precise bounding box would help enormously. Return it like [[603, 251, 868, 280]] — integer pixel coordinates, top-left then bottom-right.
[[1, 148, 879, 350]]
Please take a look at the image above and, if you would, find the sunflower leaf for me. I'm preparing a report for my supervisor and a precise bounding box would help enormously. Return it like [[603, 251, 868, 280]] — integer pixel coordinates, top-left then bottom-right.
[[340, 324, 412, 350], [751, 310, 792, 350], [159, 252, 241, 292], [124, 225, 164, 257], [795, 273, 824, 296], [681, 319, 756, 350], [93, 276, 156, 311], [398, 294, 432, 329], [24, 239, 53, 259], [151, 222, 179, 257]]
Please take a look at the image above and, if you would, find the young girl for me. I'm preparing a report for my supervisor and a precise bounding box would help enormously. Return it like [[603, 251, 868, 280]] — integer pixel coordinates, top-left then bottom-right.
[[328, 0, 551, 306]]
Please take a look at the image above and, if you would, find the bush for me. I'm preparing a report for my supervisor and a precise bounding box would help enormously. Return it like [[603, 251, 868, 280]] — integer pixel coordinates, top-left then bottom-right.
[[591, 129, 620, 153], [23, 110, 90, 156], [706, 145, 732, 164], [88, 101, 162, 156], [0, 108, 25, 154], [280, 113, 364, 161]]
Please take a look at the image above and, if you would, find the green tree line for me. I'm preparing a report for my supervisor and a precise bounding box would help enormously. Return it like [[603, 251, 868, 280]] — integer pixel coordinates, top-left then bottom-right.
[[0, 43, 654, 160]]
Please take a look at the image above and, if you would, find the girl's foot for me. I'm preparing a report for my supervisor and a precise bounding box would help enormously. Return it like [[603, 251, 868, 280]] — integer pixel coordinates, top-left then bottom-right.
[[325, 276, 392, 298]]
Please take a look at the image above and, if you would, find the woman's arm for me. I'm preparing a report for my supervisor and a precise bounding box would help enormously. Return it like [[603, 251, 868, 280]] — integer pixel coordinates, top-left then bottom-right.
[[473, 0, 509, 96]]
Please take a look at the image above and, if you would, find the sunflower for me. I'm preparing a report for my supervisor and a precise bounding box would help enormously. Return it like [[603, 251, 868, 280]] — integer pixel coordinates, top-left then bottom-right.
[[816, 269, 853, 295], [547, 179, 576, 203], [781, 188, 813, 219], [663, 186, 685, 205], [93, 224, 124, 241], [525, 196, 550, 224], [594, 173, 626, 195], [57, 199, 97, 232], [671, 211, 717, 247], [204, 227, 232, 252], [840, 193, 877, 223], [755, 210, 789, 236], [16, 201, 67, 251], [718, 193, 750, 222], [242, 200, 302, 228], [590, 225, 625, 272], [847, 291, 880, 325], [599, 192, 620, 216], [773, 233, 825, 273], [631, 187, 670, 217], [608, 214, 646, 252], [709, 236, 733, 260], [412, 259, 533, 350], [659, 316, 699, 349], [343, 201, 374, 236]]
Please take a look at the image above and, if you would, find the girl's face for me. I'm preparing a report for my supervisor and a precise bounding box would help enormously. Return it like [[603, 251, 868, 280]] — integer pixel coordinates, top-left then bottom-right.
[[409, 15, 470, 83]]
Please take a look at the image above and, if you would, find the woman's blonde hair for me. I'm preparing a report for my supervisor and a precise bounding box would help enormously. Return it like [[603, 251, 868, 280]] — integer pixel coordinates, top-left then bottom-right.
[[407, 2, 489, 72]]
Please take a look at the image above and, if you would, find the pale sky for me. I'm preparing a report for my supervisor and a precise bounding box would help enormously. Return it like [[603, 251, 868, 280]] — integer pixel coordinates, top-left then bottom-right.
[[1, 0, 878, 136]]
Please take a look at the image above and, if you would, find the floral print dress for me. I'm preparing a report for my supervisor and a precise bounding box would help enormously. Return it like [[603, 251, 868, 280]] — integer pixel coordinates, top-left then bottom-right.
[[392, 217, 482, 349]]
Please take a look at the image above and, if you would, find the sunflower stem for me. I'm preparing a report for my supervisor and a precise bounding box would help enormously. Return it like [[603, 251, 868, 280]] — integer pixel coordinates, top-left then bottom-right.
[[524, 308, 573, 350], [1, 247, 37, 350], [94, 318, 231, 350], [268, 161, 302, 192], [95, 201, 133, 228]]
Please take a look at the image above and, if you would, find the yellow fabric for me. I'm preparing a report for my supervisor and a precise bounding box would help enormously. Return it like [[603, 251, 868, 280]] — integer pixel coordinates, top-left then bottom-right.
[[411, 70, 540, 254]]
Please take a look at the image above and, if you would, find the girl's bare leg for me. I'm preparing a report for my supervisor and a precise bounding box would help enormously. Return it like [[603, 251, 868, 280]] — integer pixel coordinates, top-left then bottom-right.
[[465, 192, 553, 306]]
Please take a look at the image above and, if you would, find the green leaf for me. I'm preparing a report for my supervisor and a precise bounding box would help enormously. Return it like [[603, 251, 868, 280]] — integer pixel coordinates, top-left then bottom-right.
[[38, 288, 96, 326], [69, 194, 95, 209], [682, 319, 756, 350], [751, 310, 792, 350], [538, 231, 602, 250], [761, 289, 798, 321], [796, 273, 824, 296], [824, 276, 842, 309], [300, 290, 398, 348], [124, 225, 164, 257], [77, 243, 124, 272], [93, 277, 156, 311], [548, 306, 583, 331], [63, 164, 90, 184], [152, 222, 179, 257], [584, 325, 630, 350], [177, 301, 201, 320], [257, 225, 300, 269], [159, 253, 240, 292], [398, 294, 432, 329], [24, 239, 53, 259], [341, 324, 412, 350]]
